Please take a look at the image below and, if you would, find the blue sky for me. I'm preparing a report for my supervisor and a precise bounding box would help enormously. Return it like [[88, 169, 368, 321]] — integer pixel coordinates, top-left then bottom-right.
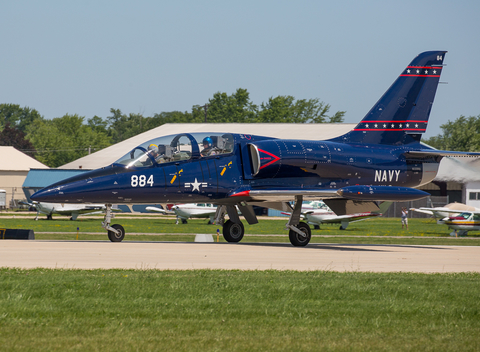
[[2, 0, 479, 138]]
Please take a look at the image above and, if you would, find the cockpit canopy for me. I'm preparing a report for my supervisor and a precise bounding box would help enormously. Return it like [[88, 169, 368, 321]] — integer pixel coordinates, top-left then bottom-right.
[[114, 133, 234, 168]]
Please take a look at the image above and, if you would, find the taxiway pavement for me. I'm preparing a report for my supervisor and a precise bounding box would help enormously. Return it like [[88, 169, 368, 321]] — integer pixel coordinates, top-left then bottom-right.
[[1, 240, 479, 272]]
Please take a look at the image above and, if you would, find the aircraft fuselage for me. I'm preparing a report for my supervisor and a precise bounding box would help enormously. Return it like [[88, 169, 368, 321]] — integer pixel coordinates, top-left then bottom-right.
[[31, 133, 438, 205]]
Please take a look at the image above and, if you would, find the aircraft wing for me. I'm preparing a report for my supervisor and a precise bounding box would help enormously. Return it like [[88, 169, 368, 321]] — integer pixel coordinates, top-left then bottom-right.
[[406, 150, 480, 158], [230, 186, 425, 216], [409, 207, 480, 222], [409, 207, 437, 216], [230, 185, 428, 202], [230, 189, 339, 202], [145, 206, 167, 214], [55, 206, 106, 216], [309, 212, 382, 224]]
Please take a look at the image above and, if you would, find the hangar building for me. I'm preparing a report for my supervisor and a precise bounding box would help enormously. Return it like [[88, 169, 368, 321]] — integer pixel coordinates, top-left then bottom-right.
[[0, 146, 48, 208]]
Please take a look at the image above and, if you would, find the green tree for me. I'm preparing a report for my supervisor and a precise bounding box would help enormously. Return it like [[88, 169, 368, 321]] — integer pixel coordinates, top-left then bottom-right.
[[423, 115, 480, 151], [87, 115, 108, 134], [26, 114, 111, 167], [0, 123, 36, 156], [0, 104, 43, 133], [202, 88, 257, 123], [258, 96, 344, 123], [107, 109, 152, 144]]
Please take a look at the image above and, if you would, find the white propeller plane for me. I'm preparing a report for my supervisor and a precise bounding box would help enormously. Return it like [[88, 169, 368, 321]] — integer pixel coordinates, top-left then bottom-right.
[[146, 203, 217, 224], [284, 201, 391, 230], [20, 201, 115, 221]]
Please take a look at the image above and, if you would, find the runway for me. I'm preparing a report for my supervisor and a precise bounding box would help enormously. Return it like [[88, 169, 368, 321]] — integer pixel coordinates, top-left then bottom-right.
[[1, 240, 480, 273]]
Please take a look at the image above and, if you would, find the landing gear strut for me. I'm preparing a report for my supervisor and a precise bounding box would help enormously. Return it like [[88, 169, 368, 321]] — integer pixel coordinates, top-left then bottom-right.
[[285, 195, 311, 247], [215, 205, 245, 242], [102, 204, 125, 242]]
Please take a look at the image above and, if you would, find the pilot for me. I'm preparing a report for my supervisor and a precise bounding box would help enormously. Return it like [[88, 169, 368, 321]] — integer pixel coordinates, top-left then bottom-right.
[[148, 144, 161, 163], [201, 137, 216, 156]]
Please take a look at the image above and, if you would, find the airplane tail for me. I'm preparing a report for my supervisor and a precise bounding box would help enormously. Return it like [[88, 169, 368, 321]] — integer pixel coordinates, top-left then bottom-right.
[[331, 51, 447, 145]]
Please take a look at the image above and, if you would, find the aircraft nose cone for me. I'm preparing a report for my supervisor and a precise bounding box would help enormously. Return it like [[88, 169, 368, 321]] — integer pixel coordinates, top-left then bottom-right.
[[31, 187, 61, 202]]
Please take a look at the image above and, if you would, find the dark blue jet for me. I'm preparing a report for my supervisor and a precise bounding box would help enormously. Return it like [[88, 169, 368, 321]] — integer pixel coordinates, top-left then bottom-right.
[[31, 51, 480, 246]]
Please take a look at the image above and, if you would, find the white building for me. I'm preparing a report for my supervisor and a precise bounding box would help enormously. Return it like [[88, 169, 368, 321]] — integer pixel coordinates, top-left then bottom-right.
[[0, 146, 48, 208]]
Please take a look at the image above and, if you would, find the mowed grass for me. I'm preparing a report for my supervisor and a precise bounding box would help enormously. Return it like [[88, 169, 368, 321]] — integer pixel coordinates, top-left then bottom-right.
[[0, 269, 479, 351], [1, 216, 480, 245]]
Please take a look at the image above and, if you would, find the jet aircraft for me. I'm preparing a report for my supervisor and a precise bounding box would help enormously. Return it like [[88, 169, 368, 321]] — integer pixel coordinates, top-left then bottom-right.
[[20, 201, 113, 220], [146, 203, 217, 224], [31, 51, 480, 246]]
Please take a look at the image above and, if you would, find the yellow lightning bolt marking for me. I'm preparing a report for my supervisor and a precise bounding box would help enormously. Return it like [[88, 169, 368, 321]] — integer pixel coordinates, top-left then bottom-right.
[[221, 161, 234, 176], [170, 169, 183, 184]]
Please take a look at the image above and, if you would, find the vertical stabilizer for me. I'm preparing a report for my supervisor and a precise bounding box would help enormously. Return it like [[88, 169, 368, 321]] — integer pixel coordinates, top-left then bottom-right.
[[333, 51, 446, 145]]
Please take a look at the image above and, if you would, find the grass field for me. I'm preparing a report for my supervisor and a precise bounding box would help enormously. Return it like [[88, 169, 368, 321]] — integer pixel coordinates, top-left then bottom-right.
[[1, 269, 479, 351], [2, 216, 480, 350], [0, 269, 480, 351]]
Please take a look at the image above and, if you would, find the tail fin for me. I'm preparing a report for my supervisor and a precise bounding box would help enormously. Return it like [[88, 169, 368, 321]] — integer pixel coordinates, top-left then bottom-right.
[[333, 51, 447, 145]]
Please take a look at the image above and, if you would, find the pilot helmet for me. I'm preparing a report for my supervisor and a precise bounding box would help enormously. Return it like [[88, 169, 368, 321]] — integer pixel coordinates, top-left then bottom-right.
[[202, 137, 213, 148], [148, 144, 159, 154]]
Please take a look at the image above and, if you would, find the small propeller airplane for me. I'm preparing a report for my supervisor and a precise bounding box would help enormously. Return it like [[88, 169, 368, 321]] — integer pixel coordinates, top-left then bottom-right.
[[443, 212, 480, 236], [146, 203, 217, 224], [410, 203, 480, 236], [300, 201, 391, 230], [410, 202, 478, 221], [31, 51, 480, 246], [19, 201, 114, 221]]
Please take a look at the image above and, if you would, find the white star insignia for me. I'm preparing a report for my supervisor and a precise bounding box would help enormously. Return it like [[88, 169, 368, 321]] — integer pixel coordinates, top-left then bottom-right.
[[433, 70, 437, 74], [391, 124, 395, 128], [191, 178, 201, 192], [365, 124, 369, 128], [383, 124, 387, 128], [374, 124, 378, 128], [406, 123, 410, 128], [425, 70, 428, 74], [399, 124, 403, 128], [407, 69, 411, 73], [416, 70, 420, 74], [415, 124, 419, 128]]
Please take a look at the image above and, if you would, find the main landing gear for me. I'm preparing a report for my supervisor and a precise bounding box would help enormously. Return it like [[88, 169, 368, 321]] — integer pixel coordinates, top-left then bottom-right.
[[215, 205, 245, 242], [215, 197, 312, 247], [285, 195, 311, 247], [102, 204, 125, 242]]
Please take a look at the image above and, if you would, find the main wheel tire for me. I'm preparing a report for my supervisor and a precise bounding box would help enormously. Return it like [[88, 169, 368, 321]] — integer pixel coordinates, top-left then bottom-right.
[[289, 222, 311, 247], [108, 224, 125, 242], [223, 220, 244, 242]]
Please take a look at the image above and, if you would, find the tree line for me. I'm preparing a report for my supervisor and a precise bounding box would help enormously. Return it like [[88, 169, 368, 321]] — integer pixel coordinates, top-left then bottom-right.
[[0, 87, 478, 167], [0, 89, 345, 167]]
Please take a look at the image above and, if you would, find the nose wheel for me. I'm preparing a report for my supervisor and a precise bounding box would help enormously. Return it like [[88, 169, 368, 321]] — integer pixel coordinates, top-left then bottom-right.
[[108, 224, 125, 242], [102, 204, 125, 242]]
